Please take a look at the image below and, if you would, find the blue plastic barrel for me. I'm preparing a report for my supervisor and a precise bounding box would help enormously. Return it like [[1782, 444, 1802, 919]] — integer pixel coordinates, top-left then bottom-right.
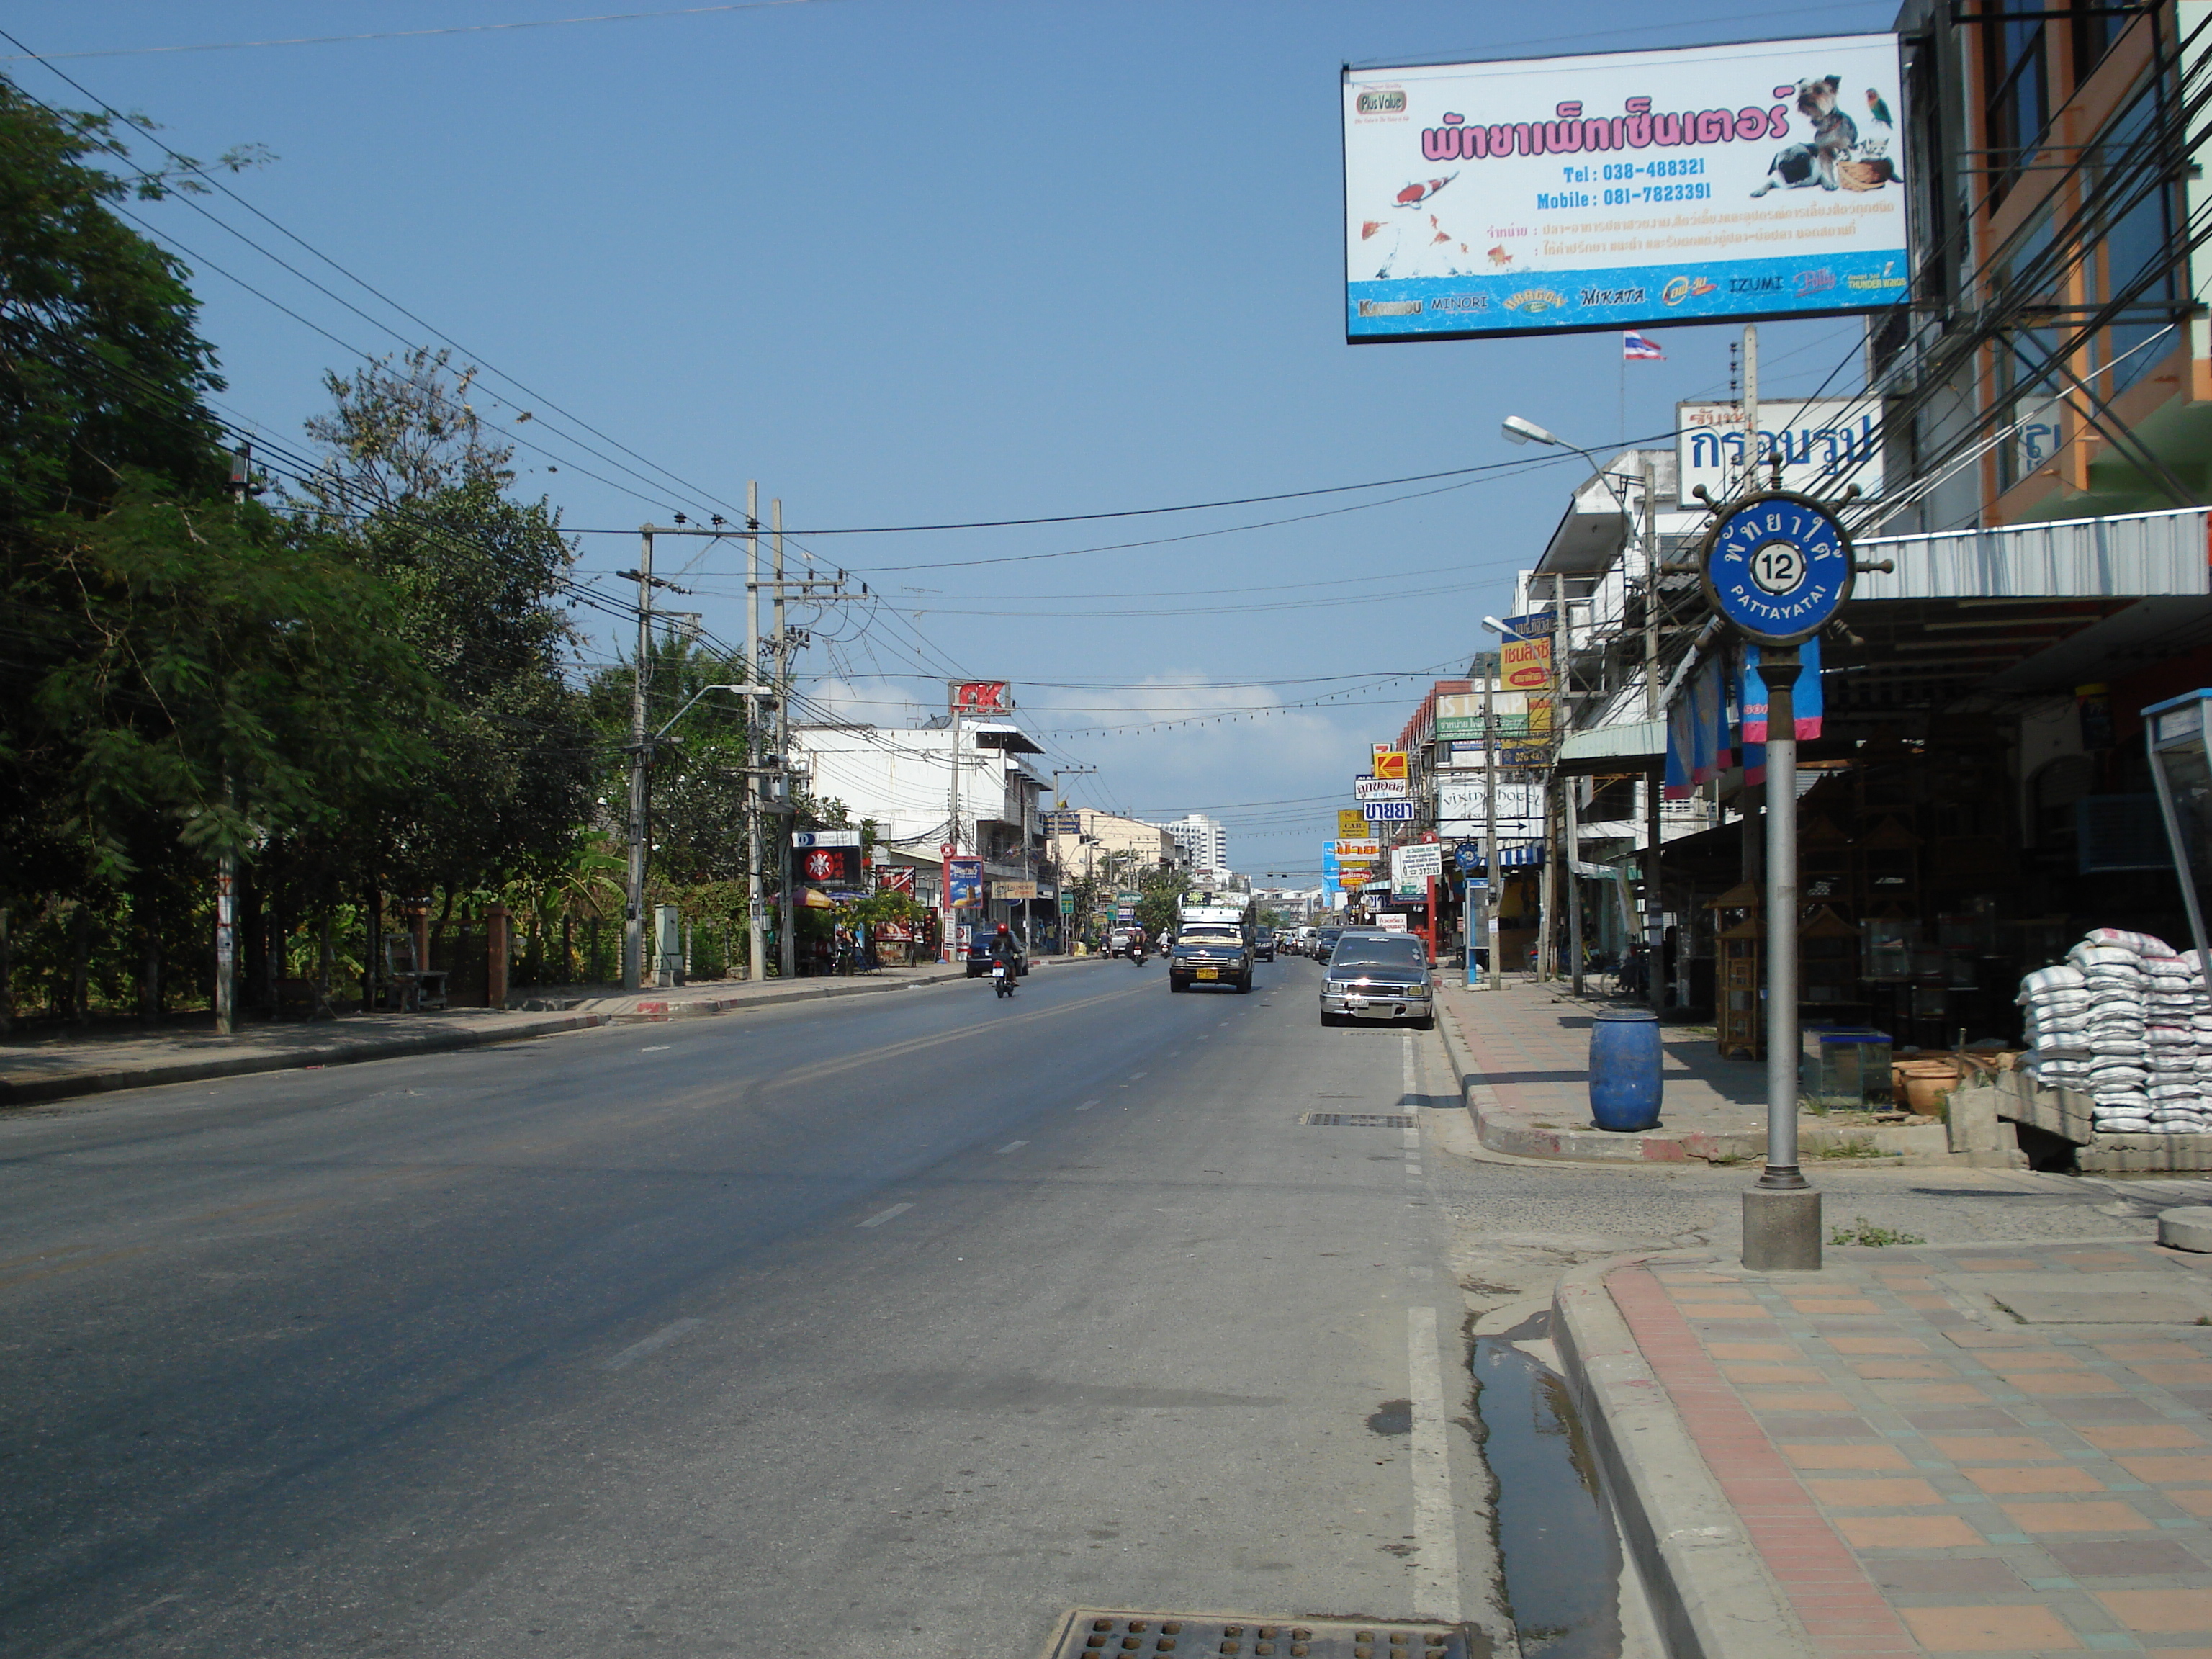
[[1589, 1008, 1663, 1132]]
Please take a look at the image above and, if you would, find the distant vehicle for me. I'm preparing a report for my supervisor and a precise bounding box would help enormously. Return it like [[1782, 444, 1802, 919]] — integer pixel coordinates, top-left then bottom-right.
[[1313, 927, 1346, 964], [1107, 927, 1141, 958], [1319, 933, 1435, 1029], [1252, 927, 1277, 961]]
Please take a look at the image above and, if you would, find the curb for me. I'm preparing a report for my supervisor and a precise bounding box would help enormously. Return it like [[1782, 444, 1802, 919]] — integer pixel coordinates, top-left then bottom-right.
[[0, 1012, 610, 1108], [1550, 1254, 1817, 1659]]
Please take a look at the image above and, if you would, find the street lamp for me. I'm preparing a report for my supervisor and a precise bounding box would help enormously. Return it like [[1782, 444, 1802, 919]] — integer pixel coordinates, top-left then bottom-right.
[[1503, 414, 1670, 1004]]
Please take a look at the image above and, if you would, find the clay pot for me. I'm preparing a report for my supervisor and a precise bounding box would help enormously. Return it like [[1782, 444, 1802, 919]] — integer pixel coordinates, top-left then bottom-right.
[[1893, 1059, 1961, 1116]]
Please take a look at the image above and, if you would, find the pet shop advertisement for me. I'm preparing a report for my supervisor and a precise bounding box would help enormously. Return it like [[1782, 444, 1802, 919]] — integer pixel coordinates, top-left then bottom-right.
[[1343, 32, 1907, 341]]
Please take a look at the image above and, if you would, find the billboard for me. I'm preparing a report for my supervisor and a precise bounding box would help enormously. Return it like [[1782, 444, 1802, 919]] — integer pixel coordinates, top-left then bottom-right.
[[1439, 778, 1545, 836], [946, 856, 984, 909], [951, 680, 1012, 713], [1373, 750, 1410, 781], [1677, 397, 1885, 503], [1355, 775, 1409, 801], [1337, 809, 1372, 838], [799, 845, 860, 884], [1343, 33, 1907, 341]]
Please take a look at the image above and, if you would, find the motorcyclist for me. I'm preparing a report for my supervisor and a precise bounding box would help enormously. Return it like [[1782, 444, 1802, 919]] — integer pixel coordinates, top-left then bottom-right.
[[989, 923, 1020, 979]]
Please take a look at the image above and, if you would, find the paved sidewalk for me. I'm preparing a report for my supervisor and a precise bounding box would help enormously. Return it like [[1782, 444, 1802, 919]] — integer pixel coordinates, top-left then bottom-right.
[[1435, 976, 2002, 1166], [1561, 1239, 2212, 1659], [0, 958, 1067, 1107]]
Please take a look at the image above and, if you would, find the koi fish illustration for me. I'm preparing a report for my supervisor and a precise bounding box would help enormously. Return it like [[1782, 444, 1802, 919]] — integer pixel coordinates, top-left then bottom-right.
[[1394, 174, 1456, 208], [1361, 220, 1385, 240]]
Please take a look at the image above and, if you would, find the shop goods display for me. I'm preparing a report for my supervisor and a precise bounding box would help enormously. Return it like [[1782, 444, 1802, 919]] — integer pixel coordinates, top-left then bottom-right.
[[2017, 930, 2211, 1135]]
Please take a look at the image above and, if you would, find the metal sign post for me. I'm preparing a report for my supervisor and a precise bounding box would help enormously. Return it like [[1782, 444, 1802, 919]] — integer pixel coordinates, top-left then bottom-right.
[[1699, 488, 1857, 1274]]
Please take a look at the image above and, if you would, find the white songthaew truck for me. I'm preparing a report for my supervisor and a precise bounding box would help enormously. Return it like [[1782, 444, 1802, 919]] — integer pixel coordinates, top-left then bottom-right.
[[1169, 901, 1256, 994]]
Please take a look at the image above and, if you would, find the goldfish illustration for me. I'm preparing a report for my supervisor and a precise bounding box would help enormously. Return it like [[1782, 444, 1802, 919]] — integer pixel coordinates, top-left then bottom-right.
[[1361, 220, 1385, 240], [1487, 246, 1513, 266], [1394, 174, 1456, 207]]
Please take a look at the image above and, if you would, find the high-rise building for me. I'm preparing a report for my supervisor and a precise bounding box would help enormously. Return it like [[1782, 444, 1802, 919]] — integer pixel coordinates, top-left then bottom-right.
[[1157, 813, 1228, 876]]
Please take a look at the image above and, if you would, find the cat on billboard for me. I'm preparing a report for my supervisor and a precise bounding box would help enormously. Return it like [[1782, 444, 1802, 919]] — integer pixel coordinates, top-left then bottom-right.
[[952, 680, 1012, 714]]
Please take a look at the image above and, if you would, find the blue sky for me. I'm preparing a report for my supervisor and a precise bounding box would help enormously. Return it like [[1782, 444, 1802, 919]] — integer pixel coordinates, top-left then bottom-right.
[[9, 0, 1899, 874]]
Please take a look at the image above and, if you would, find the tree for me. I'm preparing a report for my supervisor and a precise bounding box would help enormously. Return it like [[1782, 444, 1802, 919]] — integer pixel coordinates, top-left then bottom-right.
[[0, 82, 431, 1018], [292, 349, 596, 904]]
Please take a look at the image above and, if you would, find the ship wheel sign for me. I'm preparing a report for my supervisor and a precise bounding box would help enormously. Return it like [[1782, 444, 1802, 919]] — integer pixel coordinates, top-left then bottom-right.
[[1699, 491, 1855, 646]]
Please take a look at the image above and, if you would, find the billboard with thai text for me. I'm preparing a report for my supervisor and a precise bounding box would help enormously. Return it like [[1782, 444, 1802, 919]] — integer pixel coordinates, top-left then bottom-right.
[[1677, 397, 1886, 502], [1343, 33, 1907, 341]]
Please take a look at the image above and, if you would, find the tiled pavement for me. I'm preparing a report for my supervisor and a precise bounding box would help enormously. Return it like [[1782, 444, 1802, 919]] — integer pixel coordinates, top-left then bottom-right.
[[1606, 1241, 2212, 1655]]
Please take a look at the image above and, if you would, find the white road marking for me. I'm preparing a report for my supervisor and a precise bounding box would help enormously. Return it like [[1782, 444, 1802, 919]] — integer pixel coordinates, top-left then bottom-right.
[[1406, 1305, 1462, 1621], [995, 1141, 1028, 1154], [1401, 1029, 1417, 1103], [601, 1318, 701, 1371], [858, 1202, 912, 1228], [1129, 1071, 1148, 1080], [1076, 1099, 1101, 1110], [642, 1045, 671, 1053], [1401, 1127, 1421, 1151]]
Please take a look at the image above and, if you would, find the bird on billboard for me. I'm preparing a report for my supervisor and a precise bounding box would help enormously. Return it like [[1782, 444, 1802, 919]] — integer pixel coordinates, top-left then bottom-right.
[[1861, 89, 1895, 157]]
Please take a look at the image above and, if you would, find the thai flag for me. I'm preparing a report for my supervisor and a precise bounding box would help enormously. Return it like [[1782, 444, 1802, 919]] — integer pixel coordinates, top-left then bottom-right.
[[1622, 331, 1665, 360]]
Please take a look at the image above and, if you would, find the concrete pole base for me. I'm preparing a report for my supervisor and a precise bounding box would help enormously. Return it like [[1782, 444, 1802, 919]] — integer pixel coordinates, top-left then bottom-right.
[[1743, 1187, 1823, 1272]]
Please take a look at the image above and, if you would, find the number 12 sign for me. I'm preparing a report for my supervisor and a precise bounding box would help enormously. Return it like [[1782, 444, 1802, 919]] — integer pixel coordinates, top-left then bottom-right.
[[1701, 492, 1853, 646]]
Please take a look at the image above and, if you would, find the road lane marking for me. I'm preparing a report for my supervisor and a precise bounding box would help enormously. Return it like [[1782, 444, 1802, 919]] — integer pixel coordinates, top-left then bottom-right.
[[641, 1045, 671, 1052], [858, 1202, 912, 1228], [1401, 1029, 1417, 1103], [1129, 1071, 1148, 1079], [995, 1141, 1028, 1154], [1406, 1305, 1463, 1622], [601, 1318, 701, 1371], [1076, 1100, 1100, 1110]]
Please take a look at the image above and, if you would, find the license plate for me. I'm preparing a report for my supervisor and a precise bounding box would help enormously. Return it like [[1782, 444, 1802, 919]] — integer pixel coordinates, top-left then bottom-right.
[[1196, 969, 1218, 981]]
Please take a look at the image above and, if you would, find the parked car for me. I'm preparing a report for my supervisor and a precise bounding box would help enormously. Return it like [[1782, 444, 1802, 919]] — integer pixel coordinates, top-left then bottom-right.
[[1313, 927, 1346, 964], [1318, 933, 1434, 1029], [963, 938, 1030, 977], [1253, 927, 1277, 961]]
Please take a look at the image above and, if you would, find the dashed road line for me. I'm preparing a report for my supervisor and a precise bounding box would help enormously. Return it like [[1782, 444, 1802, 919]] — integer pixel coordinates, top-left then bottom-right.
[[995, 1140, 1028, 1154], [601, 1318, 701, 1371], [858, 1202, 912, 1228], [1406, 1305, 1462, 1621]]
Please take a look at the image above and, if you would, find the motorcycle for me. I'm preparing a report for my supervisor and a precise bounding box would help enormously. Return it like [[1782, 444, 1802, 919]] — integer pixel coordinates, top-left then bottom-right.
[[1128, 941, 1148, 967], [991, 961, 1015, 998]]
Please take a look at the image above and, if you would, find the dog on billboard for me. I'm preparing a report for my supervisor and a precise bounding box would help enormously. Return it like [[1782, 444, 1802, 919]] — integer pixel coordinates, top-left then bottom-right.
[[1750, 76, 1858, 195]]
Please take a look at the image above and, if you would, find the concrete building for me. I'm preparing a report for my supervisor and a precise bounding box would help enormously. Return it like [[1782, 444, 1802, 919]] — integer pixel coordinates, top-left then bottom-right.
[[1157, 813, 1228, 877], [1045, 809, 1182, 889]]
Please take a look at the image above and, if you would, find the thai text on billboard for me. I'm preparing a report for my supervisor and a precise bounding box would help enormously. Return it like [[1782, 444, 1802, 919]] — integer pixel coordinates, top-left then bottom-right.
[[1342, 33, 1907, 341], [1677, 398, 1885, 503]]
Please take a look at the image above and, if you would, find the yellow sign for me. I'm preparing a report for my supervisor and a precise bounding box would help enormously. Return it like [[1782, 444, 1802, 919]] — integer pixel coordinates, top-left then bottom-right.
[[1337, 809, 1370, 838], [1501, 634, 1552, 693], [1373, 749, 1408, 781]]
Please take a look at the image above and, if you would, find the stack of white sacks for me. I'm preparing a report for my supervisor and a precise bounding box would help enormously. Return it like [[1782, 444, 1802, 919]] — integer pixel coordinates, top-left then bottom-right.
[[2018, 930, 2210, 1135]]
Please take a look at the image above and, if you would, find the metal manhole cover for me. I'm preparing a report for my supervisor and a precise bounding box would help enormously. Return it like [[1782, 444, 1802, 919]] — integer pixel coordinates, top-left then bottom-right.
[[1048, 1611, 1480, 1659], [1300, 1112, 1416, 1128]]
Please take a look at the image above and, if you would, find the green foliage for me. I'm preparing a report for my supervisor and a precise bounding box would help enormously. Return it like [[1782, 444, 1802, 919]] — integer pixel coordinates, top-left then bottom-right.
[[293, 349, 595, 897], [1830, 1217, 1926, 1247]]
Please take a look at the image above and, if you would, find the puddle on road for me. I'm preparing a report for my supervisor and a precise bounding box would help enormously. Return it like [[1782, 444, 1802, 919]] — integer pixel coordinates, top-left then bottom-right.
[[1470, 1313, 1624, 1659]]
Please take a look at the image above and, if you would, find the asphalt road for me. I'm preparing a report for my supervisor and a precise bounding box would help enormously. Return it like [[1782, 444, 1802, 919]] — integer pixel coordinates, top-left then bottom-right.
[[0, 956, 1513, 1658]]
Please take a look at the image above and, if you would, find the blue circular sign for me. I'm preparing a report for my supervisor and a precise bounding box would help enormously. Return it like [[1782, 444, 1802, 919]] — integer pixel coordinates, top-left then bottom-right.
[[1701, 492, 1854, 644]]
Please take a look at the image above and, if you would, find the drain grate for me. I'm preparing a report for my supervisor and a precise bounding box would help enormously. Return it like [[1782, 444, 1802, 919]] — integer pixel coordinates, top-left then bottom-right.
[[1048, 1611, 1478, 1659], [1300, 1112, 1416, 1128]]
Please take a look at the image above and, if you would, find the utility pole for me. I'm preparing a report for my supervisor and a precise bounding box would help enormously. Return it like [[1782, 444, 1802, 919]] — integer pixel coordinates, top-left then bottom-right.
[[624, 526, 654, 991], [774, 499, 793, 982], [1484, 662, 1501, 993], [215, 445, 256, 1033], [1642, 451, 1665, 1013], [946, 688, 963, 963], [746, 482, 765, 983]]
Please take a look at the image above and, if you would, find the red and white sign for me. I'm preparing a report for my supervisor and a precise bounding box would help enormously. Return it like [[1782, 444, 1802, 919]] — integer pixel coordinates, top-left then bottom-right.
[[881, 866, 916, 895], [951, 680, 1012, 713]]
